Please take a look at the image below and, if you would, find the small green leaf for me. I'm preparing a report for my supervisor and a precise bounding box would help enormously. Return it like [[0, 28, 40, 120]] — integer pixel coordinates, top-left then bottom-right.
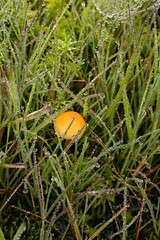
[[0, 228, 6, 240]]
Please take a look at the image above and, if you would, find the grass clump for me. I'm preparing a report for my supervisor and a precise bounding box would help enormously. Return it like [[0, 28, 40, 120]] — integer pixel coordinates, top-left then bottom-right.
[[0, 0, 160, 239]]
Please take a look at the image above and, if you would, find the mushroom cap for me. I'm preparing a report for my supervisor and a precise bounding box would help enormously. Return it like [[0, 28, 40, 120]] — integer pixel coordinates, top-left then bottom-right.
[[55, 111, 86, 140]]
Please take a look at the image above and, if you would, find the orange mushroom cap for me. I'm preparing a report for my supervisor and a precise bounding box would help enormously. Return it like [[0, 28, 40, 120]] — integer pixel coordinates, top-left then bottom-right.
[[55, 111, 86, 140]]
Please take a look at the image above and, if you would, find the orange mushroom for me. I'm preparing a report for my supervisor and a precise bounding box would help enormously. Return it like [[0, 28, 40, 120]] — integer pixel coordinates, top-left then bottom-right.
[[55, 111, 86, 140]]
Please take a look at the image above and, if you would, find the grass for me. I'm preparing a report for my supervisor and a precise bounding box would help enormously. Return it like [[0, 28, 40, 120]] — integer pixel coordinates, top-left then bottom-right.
[[0, 0, 160, 239]]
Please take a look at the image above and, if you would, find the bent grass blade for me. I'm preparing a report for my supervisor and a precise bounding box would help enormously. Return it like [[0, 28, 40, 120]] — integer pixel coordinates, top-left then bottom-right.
[[89, 204, 129, 240]]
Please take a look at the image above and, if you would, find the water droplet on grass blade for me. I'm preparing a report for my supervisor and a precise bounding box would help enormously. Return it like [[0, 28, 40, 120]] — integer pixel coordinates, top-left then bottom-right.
[[95, 163, 100, 168], [23, 189, 28, 194]]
